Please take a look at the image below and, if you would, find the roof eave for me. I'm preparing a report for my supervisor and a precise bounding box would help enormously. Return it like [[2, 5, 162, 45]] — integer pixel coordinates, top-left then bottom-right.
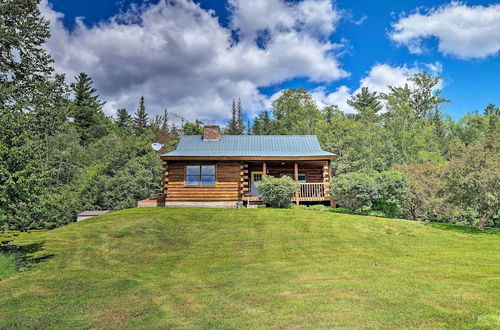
[[160, 155, 337, 161]]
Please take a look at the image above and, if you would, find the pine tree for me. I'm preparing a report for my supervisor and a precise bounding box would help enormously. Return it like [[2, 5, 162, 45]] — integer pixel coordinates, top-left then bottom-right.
[[484, 104, 500, 116], [161, 109, 169, 132], [0, 0, 70, 231], [149, 115, 163, 131], [154, 109, 173, 151], [236, 99, 245, 134], [347, 87, 382, 122], [70, 72, 108, 145], [134, 96, 148, 135], [116, 108, 133, 132], [252, 110, 275, 135], [246, 119, 251, 135], [0, 0, 55, 107], [225, 99, 239, 134]]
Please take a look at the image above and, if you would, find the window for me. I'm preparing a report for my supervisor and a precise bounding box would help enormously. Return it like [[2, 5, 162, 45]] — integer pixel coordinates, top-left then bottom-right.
[[281, 173, 307, 183], [186, 165, 216, 186]]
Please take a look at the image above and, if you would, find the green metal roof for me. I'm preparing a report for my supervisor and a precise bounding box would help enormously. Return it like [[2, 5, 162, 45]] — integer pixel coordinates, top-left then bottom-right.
[[161, 135, 335, 158]]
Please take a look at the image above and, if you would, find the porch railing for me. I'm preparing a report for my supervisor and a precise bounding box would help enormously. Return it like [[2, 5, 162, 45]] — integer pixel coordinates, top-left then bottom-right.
[[297, 182, 328, 201]]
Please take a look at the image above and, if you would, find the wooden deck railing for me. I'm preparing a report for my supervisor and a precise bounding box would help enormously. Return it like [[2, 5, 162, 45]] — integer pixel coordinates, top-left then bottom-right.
[[296, 182, 328, 201]]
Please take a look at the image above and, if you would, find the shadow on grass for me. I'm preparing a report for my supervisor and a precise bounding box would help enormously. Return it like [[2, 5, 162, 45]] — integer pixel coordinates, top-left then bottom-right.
[[0, 241, 55, 273], [424, 222, 500, 235]]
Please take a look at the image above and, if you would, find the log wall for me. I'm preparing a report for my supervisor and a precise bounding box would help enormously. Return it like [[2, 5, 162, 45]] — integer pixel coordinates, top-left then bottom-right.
[[163, 161, 330, 202], [164, 161, 241, 201]]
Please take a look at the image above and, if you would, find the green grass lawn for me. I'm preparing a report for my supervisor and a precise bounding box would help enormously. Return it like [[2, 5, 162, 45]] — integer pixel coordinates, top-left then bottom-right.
[[0, 208, 499, 329], [0, 253, 17, 280]]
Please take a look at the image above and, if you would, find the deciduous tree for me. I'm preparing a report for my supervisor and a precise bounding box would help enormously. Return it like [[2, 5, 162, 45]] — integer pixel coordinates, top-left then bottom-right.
[[447, 138, 500, 230]]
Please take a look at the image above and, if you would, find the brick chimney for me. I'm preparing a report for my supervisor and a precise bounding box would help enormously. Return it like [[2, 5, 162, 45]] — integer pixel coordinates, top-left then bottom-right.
[[203, 125, 220, 141]]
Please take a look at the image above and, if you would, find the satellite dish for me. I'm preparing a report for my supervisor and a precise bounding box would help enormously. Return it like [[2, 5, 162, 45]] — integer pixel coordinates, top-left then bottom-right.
[[151, 143, 164, 151]]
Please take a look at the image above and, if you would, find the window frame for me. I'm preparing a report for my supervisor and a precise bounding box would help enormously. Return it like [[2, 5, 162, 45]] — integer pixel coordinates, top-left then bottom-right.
[[184, 164, 217, 187]]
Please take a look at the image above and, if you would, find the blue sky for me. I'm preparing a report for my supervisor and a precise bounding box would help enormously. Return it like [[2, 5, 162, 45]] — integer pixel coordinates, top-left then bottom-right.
[[43, 0, 500, 121]]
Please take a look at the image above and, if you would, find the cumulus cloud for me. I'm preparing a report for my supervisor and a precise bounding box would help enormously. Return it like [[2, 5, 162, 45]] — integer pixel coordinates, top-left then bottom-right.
[[40, 0, 347, 121], [311, 85, 353, 112], [312, 62, 442, 112], [390, 2, 500, 59]]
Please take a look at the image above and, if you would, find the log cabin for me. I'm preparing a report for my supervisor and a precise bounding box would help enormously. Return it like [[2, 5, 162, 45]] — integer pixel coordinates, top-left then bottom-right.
[[160, 125, 336, 208]]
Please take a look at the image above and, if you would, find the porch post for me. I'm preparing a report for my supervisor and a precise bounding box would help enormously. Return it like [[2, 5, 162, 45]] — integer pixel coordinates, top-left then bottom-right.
[[263, 162, 267, 176], [294, 162, 299, 205], [328, 160, 336, 207]]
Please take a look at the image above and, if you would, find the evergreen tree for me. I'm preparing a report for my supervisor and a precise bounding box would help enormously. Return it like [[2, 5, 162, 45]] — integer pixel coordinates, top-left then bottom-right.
[[161, 109, 169, 132], [116, 108, 133, 132], [0, 0, 54, 107], [0, 0, 70, 231], [183, 120, 204, 135], [149, 115, 163, 131], [153, 109, 174, 152], [134, 96, 148, 135], [484, 103, 499, 116], [70, 73, 108, 145], [72, 73, 102, 108], [225, 99, 239, 134], [347, 87, 382, 122], [246, 119, 251, 135], [236, 99, 245, 134], [383, 72, 448, 120], [252, 110, 275, 135], [381, 73, 448, 165]]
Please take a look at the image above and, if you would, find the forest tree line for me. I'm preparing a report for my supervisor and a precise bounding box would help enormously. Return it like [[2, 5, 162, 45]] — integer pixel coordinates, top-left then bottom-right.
[[1, 0, 498, 231], [241, 80, 498, 229]]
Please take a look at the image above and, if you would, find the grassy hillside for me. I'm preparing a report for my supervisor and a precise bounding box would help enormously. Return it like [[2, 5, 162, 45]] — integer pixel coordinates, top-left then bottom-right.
[[0, 208, 499, 329]]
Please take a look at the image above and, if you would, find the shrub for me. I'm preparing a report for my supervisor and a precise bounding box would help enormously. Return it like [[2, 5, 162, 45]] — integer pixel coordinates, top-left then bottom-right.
[[395, 162, 456, 221], [330, 170, 410, 215], [372, 171, 409, 216], [330, 172, 378, 212], [258, 176, 299, 208]]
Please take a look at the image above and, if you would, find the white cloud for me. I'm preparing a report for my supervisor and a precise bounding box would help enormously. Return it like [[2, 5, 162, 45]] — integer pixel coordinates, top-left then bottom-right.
[[390, 2, 500, 59], [358, 63, 419, 94], [40, 0, 347, 122], [313, 62, 442, 112], [312, 85, 353, 112]]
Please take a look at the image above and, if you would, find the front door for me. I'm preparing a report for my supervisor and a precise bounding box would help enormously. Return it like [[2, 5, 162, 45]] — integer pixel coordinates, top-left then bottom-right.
[[251, 171, 263, 197]]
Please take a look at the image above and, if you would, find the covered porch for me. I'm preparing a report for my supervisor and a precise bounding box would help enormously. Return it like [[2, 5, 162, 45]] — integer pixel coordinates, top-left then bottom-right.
[[243, 160, 333, 204]]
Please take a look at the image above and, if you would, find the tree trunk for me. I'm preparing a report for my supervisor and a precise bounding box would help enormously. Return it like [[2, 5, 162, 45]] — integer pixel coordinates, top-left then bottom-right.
[[410, 207, 417, 221], [478, 213, 488, 231]]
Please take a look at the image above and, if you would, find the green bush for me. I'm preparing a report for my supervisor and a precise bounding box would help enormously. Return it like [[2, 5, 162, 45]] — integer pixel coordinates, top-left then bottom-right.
[[330, 172, 378, 212], [373, 171, 409, 216], [258, 176, 299, 208], [330, 170, 409, 215]]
